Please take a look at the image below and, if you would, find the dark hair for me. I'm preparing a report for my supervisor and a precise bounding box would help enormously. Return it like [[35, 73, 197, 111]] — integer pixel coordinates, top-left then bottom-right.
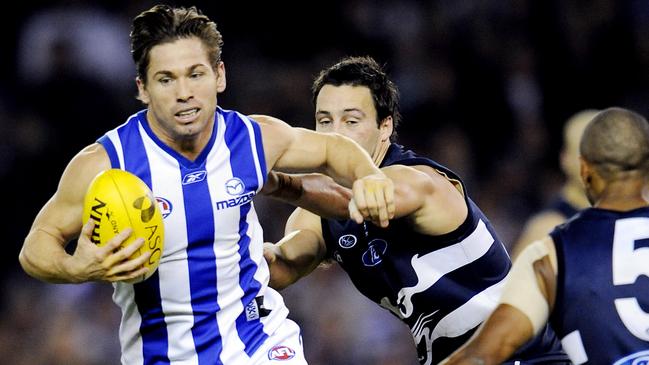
[[581, 107, 649, 178], [312, 56, 401, 141], [130, 4, 223, 83]]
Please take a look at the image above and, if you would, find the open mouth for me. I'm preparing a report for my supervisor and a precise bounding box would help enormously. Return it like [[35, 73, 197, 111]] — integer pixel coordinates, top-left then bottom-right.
[[175, 108, 200, 123]]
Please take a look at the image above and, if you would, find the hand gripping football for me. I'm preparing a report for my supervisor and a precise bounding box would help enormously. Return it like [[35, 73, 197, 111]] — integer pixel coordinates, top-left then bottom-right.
[[82, 169, 164, 283]]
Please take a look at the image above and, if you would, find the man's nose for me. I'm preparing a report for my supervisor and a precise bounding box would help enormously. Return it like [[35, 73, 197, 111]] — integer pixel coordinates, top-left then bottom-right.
[[176, 78, 193, 102]]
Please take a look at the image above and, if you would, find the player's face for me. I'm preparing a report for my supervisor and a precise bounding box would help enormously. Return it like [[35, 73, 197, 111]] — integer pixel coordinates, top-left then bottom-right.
[[315, 84, 391, 157], [137, 37, 225, 145]]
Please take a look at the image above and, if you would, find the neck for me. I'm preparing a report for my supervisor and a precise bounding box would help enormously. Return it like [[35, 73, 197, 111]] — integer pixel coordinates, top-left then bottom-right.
[[147, 110, 214, 161], [595, 178, 649, 211], [561, 182, 591, 209], [372, 140, 391, 166], [175, 136, 210, 161]]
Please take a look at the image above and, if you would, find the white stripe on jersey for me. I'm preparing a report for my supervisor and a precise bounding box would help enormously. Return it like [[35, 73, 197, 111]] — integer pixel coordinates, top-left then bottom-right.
[[431, 279, 505, 340], [560, 330, 588, 364], [114, 283, 143, 365], [394, 219, 497, 318]]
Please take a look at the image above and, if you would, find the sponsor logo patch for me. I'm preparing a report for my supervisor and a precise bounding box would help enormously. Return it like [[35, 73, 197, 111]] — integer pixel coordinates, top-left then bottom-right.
[[225, 177, 245, 195], [156, 197, 173, 218], [215, 177, 255, 210], [215, 191, 255, 210], [245, 299, 259, 321], [362, 239, 388, 266], [338, 234, 357, 249], [182, 170, 207, 185], [268, 345, 295, 361]]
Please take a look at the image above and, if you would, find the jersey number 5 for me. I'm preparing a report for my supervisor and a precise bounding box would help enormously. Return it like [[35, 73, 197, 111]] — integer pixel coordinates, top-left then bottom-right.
[[612, 217, 649, 341]]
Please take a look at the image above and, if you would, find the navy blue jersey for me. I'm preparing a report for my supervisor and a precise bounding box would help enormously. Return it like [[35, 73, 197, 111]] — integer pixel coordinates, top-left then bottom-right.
[[550, 207, 649, 364], [548, 196, 580, 219], [321, 144, 568, 364]]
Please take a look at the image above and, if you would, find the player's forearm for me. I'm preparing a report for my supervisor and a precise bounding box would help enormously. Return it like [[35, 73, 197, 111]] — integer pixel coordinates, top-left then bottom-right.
[[323, 134, 383, 187], [264, 172, 351, 219], [265, 230, 325, 289], [444, 304, 533, 365], [19, 229, 78, 284], [266, 249, 303, 290], [265, 242, 313, 290]]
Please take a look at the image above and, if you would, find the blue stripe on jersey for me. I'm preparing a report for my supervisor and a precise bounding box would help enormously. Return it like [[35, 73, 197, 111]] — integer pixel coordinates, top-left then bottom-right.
[[118, 117, 152, 186], [250, 118, 267, 182], [182, 164, 222, 365], [133, 271, 170, 365], [223, 111, 267, 355], [97, 135, 120, 168], [117, 117, 170, 364]]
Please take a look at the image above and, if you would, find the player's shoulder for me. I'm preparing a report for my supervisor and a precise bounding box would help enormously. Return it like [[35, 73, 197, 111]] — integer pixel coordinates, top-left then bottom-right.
[[526, 210, 567, 231], [66, 144, 110, 182], [247, 114, 287, 127], [382, 163, 460, 194], [54, 143, 111, 203]]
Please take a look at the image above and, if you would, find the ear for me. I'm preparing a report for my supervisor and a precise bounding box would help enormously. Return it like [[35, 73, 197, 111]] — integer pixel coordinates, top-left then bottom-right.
[[579, 156, 592, 186], [215, 61, 226, 93], [136, 77, 150, 104], [379, 116, 393, 142]]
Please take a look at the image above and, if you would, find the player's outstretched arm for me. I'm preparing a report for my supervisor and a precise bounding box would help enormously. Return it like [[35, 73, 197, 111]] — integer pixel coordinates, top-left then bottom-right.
[[262, 171, 352, 219], [356, 164, 468, 235], [253, 114, 394, 227], [440, 304, 535, 365], [440, 238, 559, 365], [19, 144, 149, 283], [264, 208, 327, 290]]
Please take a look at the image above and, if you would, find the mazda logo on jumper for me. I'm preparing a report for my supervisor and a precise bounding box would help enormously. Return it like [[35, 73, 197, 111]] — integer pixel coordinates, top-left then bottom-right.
[[225, 178, 245, 196], [182, 170, 207, 185]]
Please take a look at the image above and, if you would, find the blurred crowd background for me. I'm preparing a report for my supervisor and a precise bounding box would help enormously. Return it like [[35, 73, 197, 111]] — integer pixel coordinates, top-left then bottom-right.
[[2, 0, 649, 364]]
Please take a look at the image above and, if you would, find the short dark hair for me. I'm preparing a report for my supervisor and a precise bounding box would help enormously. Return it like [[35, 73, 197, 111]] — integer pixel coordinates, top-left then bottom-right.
[[312, 56, 401, 141], [130, 4, 223, 83], [581, 107, 649, 178]]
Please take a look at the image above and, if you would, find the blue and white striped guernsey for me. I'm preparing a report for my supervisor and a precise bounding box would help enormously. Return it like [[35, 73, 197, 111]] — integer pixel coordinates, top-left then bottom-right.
[[98, 108, 289, 365]]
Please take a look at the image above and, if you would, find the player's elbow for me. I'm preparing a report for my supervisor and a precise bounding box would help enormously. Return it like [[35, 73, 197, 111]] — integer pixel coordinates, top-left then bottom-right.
[[18, 244, 40, 280]]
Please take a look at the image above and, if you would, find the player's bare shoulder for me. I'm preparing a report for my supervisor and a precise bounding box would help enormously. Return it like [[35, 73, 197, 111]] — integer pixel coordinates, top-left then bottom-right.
[[382, 164, 467, 235], [57, 143, 112, 202], [248, 114, 296, 169], [382, 164, 462, 199], [248, 114, 292, 136]]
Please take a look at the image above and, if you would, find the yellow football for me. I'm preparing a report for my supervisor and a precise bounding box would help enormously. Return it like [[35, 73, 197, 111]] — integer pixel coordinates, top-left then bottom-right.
[[82, 169, 164, 284]]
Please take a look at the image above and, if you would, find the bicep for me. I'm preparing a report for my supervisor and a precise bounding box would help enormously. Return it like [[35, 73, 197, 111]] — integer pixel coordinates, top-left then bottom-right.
[[383, 165, 467, 234], [253, 115, 328, 173], [499, 237, 557, 334]]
